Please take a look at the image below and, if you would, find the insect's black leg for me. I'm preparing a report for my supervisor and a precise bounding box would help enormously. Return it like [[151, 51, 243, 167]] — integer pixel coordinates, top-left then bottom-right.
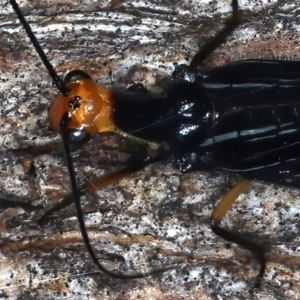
[[11, 142, 62, 157], [190, 0, 240, 68], [0, 196, 42, 211], [210, 179, 266, 288], [37, 164, 146, 224]]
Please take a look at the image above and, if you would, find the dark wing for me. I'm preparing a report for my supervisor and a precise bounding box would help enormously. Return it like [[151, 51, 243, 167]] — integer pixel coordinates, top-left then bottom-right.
[[193, 60, 300, 184]]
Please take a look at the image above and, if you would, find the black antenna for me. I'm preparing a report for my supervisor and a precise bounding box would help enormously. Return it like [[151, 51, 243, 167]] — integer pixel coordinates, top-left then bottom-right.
[[60, 113, 174, 278], [189, 0, 239, 68], [10, 0, 69, 96]]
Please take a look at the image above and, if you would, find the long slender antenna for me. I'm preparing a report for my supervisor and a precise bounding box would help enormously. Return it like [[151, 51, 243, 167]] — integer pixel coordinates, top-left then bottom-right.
[[10, 0, 69, 96], [60, 113, 173, 278], [189, 0, 239, 68]]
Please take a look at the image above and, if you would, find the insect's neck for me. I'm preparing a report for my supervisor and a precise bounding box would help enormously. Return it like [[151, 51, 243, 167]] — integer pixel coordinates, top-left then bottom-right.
[[111, 90, 175, 142]]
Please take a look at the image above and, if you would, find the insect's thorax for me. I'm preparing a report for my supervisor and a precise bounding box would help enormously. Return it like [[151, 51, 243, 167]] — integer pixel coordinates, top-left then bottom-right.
[[111, 78, 215, 160]]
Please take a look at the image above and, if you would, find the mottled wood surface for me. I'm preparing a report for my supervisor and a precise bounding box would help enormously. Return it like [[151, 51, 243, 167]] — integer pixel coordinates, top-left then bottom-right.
[[1, 0, 300, 299]]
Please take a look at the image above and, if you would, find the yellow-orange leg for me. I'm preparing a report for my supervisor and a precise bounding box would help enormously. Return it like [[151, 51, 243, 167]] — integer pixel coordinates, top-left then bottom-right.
[[37, 164, 146, 224], [210, 179, 266, 287]]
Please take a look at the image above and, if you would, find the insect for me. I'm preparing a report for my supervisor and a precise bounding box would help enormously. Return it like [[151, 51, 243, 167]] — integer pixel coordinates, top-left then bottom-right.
[[5, 0, 300, 292]]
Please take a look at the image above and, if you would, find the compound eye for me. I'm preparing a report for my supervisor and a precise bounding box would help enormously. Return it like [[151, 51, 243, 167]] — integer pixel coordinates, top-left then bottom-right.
[[64, 70, 92, 84], [67, 129, 90, 145]]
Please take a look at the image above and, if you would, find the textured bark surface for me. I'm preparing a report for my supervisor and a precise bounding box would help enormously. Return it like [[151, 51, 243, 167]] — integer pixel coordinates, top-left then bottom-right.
[[1, 0, 300, 299]]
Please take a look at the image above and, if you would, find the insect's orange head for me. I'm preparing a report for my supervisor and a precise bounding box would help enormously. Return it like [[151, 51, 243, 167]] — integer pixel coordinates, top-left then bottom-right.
[[48, 70, 115, 141]]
